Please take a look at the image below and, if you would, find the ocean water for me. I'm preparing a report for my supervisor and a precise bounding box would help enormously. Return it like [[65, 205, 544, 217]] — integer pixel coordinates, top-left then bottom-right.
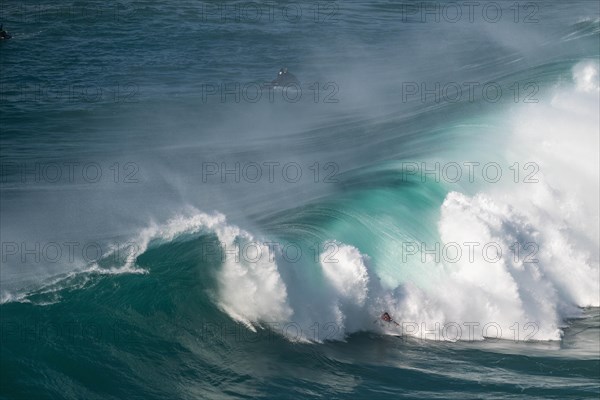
[[1, 1, 599, 399]]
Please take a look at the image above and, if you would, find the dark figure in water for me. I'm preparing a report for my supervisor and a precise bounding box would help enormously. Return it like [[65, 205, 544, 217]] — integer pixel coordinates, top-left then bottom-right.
[[271, 67, 299, 87], [381, 312, 400, 326], [0, 25, 11, 40]]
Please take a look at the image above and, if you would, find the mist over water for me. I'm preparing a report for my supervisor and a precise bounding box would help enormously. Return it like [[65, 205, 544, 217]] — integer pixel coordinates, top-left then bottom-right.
[[1, 1, 599, 399]]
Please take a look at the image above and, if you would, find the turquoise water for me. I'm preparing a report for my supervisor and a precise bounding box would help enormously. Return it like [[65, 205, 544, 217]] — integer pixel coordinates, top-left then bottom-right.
[[1, 1, 599, 399]]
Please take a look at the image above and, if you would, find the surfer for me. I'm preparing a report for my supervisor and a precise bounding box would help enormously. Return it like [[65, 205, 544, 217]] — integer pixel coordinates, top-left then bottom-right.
[[271, 67, 299, 87], [381, 312, 400, 326], [0, 25, 11, 40]]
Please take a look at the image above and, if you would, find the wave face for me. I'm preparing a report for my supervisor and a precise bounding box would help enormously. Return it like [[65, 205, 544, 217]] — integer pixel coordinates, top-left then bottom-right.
[[1, 1, 599, 399]]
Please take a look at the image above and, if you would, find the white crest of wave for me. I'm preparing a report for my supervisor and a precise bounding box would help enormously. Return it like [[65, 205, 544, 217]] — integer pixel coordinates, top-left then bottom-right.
[[436, 192, 572, 340], [212, 223, 293, 330], [135, 212, 227, 258], [312, 60, 600, 342], [384, 60, 600, 341], [312, 243, 377, 340], [320, 243, 370, 306], [135, 210, 293, 330]]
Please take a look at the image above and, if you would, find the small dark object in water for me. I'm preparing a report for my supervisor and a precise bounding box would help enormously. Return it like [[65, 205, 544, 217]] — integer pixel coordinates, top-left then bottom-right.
[[0, 24, 12, 40], [271, 67, 299, 87]]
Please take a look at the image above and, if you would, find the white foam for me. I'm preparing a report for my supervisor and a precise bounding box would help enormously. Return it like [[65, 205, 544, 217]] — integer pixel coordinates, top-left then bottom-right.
[[286, 61, 600, 342], [320, 243, 370, 307], [212, 222, 293, 330], [573, 60, 600, 93], [378, 61, 600, 341]]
